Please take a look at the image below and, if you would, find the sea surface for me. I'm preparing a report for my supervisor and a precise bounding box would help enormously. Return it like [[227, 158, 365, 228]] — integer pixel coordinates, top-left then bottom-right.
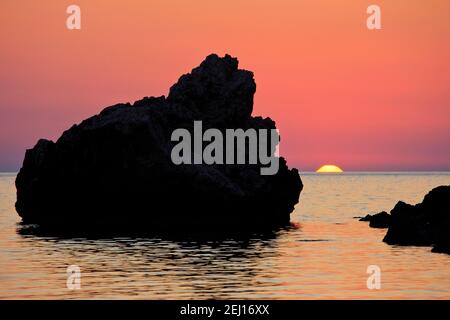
[[0, 172, 449, 299]]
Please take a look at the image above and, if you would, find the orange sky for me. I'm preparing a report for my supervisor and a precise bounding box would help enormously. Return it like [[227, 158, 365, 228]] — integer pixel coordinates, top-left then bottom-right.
[[1, 0, 449, 171]]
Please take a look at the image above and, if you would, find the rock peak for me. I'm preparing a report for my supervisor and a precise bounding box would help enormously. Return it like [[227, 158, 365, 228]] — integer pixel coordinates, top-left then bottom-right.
[[168, 54, 255, 123]]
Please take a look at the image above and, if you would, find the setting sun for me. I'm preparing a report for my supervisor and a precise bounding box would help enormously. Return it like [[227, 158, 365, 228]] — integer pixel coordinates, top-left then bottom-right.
[[316, 165, 344, 173]]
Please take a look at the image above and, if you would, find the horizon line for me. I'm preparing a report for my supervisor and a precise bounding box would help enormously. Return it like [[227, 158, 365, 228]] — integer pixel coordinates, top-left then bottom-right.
[[2, 170, 450, 175]]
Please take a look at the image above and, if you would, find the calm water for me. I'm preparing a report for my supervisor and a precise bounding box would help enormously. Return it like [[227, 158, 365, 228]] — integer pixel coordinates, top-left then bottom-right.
[[0, 172, 449, 299]]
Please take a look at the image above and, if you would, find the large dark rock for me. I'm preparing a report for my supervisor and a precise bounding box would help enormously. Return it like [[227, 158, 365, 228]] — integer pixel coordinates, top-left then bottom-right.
[[15, 54, 302, 232], [383, 185, 450, 254]]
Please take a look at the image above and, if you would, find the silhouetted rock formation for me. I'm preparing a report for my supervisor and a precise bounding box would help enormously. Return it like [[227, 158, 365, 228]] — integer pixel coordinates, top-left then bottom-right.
[[383, 185, 450, 254], [359, 211, 390, 228], [15, 54, 302, 232]]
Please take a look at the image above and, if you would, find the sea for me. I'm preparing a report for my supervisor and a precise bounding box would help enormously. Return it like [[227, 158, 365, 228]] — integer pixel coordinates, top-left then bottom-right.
[[0, 172, 449, 299]]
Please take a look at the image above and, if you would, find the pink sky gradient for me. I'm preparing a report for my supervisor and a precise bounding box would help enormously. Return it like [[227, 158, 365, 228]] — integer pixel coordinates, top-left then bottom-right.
[[1, 0, 449, 171]]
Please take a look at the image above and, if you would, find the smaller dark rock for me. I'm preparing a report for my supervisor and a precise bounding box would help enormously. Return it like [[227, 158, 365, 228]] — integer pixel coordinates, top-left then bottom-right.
[[383, 185, 450, 254], [383, 201, 431, 246], [359, 214, 372, 222], [369, 211, 391, 228], [359, 211, 391, 228]]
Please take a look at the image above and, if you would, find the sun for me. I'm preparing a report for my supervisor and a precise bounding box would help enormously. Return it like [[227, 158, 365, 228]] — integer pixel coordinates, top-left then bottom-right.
[[316, 164, 344, 173]]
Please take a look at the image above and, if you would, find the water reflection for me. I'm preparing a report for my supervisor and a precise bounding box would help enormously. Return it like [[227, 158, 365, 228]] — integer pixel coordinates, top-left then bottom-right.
[[1, 173, 449, 299], [14, 223, 294, 299]]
